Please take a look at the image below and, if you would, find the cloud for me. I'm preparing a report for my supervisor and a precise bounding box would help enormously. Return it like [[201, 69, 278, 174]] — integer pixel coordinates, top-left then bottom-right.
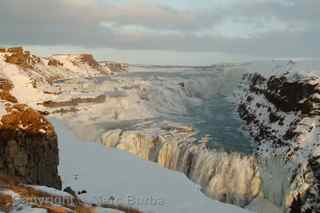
[[0, 0, 318, 59]]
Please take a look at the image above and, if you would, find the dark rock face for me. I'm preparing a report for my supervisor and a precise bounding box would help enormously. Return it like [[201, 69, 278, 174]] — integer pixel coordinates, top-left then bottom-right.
[[238, 73, 320, 213], [0, 78, 61, 189], [0, 128, 61, 189], [265, 76, 318, 113]]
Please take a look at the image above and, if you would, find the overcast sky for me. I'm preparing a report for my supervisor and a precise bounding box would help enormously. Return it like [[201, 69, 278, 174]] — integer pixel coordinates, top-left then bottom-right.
[[0, 0, 318, 65]]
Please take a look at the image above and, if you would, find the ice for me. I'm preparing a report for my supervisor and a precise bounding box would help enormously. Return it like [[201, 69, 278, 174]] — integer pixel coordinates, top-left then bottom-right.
[[28, 185, 72, 197]]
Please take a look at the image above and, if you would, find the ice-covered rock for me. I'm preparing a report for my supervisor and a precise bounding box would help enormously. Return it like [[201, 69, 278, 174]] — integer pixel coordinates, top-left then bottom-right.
[[238, 72, 320, 213]]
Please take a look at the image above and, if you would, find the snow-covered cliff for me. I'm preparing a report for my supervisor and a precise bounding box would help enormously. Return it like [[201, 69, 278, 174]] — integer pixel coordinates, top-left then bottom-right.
[[0, 77, 61, 189], [238, 72, 320, 213]]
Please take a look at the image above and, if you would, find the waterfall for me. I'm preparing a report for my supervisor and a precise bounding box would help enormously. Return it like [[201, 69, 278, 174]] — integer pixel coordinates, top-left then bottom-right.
[[100, 128, 262, 207], [258, 157, 290, 210]]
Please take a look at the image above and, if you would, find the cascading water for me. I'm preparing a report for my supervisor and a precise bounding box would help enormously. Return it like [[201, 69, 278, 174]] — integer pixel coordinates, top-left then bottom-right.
[[117, 65, 253, 153], [98, 65, 263, 205], [100, 128, 262, 207], [98, 63, 298, 212], [258, 157, 291, 210]]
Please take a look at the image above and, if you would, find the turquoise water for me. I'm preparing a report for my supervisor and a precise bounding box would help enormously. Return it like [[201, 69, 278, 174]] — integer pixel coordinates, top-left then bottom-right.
[[177, 95, 253, 154], [124, 68, 253, 154], [94, 67, 253, 154]]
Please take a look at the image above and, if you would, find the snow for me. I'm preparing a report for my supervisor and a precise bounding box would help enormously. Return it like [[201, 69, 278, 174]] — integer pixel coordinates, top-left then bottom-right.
[[246, 199, 282, 213], [0, 189, 48, 213], [0, 102, 7, 118], [11, 207, 47, 213], [50, 54, 110, 76], [52, 118, 252, 213], [0, 62, 45, 108], [95, 207, 124, 213], [28, 185, 72, 198]]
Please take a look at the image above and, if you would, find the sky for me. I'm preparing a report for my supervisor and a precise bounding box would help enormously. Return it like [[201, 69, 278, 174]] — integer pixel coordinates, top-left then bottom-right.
[[0, 0, 319, 65]]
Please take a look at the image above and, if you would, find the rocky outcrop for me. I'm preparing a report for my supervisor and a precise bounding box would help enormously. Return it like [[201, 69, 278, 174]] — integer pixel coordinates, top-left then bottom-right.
[[48, 58, 64, 67], [50, 53, 112, 75], [0, 106, 61, 189], [101, 122, 261, 207], [0, 78, 61, 189], [238, 72, 320, 213], [2, 47, 41, 69], [0, 78, 18, 103], [100, 61, 129, 73], [77, 54, 99, 68]]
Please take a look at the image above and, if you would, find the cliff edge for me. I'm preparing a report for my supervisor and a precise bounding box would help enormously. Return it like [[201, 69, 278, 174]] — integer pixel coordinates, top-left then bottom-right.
[[0, 77, 61, 189], [238, 72, 320, 213]]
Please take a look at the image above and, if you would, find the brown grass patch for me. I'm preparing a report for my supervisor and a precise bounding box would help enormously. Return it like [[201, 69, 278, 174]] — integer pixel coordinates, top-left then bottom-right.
[[0, 193, 13, 212], [1, 104, 54, 136]]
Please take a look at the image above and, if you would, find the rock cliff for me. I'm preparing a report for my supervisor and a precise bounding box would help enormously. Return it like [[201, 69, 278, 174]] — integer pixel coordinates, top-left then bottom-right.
[[238, 72, 320, 213], [0, 78, 61, 189]]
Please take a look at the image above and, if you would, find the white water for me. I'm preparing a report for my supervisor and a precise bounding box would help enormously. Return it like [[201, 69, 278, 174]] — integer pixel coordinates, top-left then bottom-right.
[[52, 118, 252, 213], [111, 64, 254, 153], [101, 128, 261, 207], [258, 157, 291, 210], [55, 60, 316, 213]]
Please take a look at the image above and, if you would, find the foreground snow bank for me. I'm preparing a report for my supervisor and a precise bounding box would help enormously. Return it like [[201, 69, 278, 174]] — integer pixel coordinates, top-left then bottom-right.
[[52, 118, 252, 213]]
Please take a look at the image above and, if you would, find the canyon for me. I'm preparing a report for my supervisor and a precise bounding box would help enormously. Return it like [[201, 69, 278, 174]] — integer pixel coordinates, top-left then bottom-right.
[[0, 47, 254, 213], [1, 46, 320, 213]]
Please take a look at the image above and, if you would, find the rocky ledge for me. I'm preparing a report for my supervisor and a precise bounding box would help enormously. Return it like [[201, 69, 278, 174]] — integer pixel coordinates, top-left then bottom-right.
[[0, 78, 61, 189], [99, 61, 129, 73], [238, 72, 320, 213]]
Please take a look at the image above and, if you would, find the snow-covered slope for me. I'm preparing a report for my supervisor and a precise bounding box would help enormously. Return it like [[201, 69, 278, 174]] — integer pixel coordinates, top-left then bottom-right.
[[52, 118, 252, 213]]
